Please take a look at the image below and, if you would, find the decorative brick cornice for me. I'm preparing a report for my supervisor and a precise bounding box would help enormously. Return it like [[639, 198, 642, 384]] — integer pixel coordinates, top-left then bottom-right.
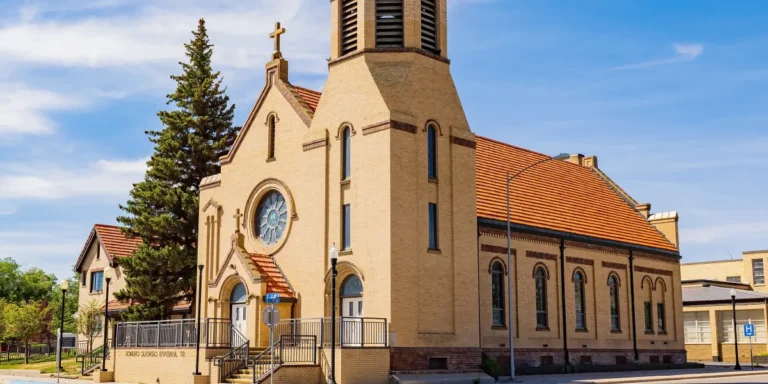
[[602, 261, 627, 270], [634, 251, 681, 265], [566, 256, 594, 266], [450, 135, 476, 149], [362, 120, 417, 136], [634, 266, 673, 277], [527, 250, 557, 261], [302, 138, 327, 152], [481, 244, 515, 256]]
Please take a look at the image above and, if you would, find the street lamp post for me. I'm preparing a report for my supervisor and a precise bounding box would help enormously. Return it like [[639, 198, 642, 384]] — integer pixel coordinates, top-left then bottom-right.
[[329, 244, 339, 384], [57, 279, 69, 378], [506, 153, 570, 380], [194, 265, 204, 376], [731, 288, 741, 370], [102, 266, 112, 372]]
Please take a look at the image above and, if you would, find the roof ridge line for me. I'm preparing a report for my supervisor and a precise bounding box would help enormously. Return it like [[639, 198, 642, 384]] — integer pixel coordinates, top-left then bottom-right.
[[269, 255, 296, 297]]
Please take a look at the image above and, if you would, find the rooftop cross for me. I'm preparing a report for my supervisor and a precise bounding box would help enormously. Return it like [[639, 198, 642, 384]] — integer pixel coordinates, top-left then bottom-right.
[[269, 22, 286, 60]]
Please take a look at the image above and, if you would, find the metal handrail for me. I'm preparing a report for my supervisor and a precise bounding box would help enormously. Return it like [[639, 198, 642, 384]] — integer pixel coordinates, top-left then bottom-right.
[[274, 317, 388, 348], [214, 327, 249, 383], [252, 335, 316, 383]]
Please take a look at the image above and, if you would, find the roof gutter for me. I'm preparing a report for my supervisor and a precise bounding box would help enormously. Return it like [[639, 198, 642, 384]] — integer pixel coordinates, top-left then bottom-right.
[[478, 218, 681, 260]]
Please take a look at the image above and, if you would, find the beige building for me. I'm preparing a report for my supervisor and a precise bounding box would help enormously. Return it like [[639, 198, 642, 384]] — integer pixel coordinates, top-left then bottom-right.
[[86, 1, 688, 382], [682, 251, 768, 362]]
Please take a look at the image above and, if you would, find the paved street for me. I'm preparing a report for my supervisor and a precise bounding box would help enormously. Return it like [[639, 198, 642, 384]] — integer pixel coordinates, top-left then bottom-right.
[[502, 366, 768, 384], [650, 373, 768, 383]]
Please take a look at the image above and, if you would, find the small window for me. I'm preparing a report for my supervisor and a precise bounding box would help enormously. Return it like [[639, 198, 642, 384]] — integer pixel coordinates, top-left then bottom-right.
[[726, 276, 742, 283], [428, 203, 438, 249], [268, 115, 276, 160], [657, 303, 666, 333], [427, 124, 437, 179], [491, 262, 505, 327], [90, 271, 104, 293], [342, 126, 351, 180], [609, 276, 620, 331], [375, 0, 404, 48], [428, 357, 447, 370], [574, 271, 586, 330], [342, 204, 351, 250], [644, 302, 653, 332], [753, 259, 764, 285], [535, 267, 548, 328], [420, 0, 438, 53], [81, 273, 86, 287]]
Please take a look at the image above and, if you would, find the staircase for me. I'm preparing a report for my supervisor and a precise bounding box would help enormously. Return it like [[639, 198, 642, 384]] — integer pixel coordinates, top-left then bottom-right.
[[223, 335, 318, 383]]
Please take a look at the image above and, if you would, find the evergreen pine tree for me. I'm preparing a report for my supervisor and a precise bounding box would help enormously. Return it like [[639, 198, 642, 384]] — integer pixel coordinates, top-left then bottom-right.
[[116, 19, 239, 320]]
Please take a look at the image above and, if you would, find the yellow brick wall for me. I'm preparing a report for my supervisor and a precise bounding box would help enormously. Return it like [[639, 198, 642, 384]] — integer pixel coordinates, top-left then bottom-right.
[[685, 344, 712, 362], [77, 239, 128, 345], [681, 260, 743, 283], [272, 366, 321, 384], [112, 348, 204, 384], [720, 343, 766, 363]]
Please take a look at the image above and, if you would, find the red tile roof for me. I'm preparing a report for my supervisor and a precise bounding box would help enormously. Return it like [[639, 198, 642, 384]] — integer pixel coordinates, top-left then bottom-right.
[[93, 224, 142, 259], [292, 85, 321, 113], [476, 136, 676, 252], [249, 254, 295, 298]]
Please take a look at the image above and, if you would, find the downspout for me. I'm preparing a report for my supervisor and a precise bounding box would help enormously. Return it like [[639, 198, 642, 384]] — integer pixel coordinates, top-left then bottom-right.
[[629, 250, 639, 361], [477, 229, 482, 349], [559, 239, 570, 369]]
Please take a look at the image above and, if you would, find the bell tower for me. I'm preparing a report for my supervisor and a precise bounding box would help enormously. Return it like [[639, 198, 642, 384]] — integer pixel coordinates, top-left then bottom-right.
[[305, 0, 479, 355], [330, 0, 448, 60]]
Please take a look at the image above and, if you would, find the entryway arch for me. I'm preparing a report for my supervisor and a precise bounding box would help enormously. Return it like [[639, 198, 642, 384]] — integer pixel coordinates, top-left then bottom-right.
[[230, 282, 248, 335]]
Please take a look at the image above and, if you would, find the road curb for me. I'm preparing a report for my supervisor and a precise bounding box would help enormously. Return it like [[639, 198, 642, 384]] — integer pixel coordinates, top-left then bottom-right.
[[585, 369, 768, 383]]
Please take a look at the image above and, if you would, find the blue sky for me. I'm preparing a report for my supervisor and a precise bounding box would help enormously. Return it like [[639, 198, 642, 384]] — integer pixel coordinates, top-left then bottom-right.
[[0, 0, 766, 280]]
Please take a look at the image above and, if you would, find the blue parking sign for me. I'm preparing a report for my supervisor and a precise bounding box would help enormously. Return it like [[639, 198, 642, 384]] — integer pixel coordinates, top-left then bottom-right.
[[744, 323, 755, 337], [265, 293, 281, 304]]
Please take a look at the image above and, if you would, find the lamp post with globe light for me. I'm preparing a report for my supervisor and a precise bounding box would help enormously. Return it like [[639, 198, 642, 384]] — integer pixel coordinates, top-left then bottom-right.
[[101, 266, 112, 372], [329, 244, 339, 384], [57, 279, 69, 382]]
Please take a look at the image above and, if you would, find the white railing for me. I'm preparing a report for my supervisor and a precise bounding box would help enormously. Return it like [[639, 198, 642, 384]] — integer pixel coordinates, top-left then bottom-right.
[[273, 317, 388, 348], [115, 319, 197, 348]]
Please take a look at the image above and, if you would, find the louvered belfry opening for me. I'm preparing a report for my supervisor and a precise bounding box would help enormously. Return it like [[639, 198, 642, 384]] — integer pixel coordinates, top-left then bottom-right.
[[341, 0, 358, 55], [421, 0, 439, 53], [376, 0, 404, 48]]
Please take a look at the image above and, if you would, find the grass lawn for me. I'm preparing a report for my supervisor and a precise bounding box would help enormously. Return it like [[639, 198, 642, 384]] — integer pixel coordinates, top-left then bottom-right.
[[0, 356, 81, 375]]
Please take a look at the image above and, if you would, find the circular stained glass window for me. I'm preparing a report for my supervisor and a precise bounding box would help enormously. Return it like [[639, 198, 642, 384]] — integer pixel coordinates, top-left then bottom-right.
[[256, 191, 288, 246]]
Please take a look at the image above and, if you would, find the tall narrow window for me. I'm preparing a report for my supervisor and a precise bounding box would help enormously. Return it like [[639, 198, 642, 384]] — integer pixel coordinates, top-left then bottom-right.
[[421, 0, 438, 53], [342, 126, 351, 180], [753, 259, 765, 285], [376, 0, 404, 48], [491, 262, 505, 327], [535, 267, 548, 328], [340, 0, 358, 55], [342, 204, 351, 250], [268, 115, 276, 159], [644, 302, 653, 332], [609, 275, 620, 331], [574, 271, 586, 330], [657, 303, 666, 333], [427, 124, 437, 179], [428, 203, 438, 249]]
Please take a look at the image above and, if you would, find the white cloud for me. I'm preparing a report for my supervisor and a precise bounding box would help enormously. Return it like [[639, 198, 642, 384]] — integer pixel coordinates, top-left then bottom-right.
[[609, 43, 705, 71], [0, 83, 85, 135], [681, 221, 768, 246], [0, 157, 147, 200]]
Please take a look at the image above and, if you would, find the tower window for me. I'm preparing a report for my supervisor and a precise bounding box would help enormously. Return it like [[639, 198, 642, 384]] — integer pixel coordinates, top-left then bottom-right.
[[376, 0, 404, 48], [342, 204, 351, 250], [427, 124, 437, 179], [428, 203, 438, 249], [342, 126, 351, 180], [421, 0, 439, 53], [340, 0, 358, 55]]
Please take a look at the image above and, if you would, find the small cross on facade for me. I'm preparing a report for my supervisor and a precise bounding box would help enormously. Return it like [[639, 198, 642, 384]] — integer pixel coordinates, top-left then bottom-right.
[[233, 209, 244, 233], [269, 22, 286, 60]]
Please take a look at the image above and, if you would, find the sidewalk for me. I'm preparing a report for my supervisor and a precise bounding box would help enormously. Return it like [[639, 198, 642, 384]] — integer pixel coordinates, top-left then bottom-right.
[[0, 374, 132, 384], [501, 365, 768, 384]]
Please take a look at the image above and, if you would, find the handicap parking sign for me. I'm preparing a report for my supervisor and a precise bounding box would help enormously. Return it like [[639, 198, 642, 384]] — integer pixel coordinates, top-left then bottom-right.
[[744, 323, 755, 337], [265, 293, 281, 304]]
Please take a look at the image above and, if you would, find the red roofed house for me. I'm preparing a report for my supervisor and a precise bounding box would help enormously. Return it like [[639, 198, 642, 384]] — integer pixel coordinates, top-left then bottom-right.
[[73, 224, 191, 349]]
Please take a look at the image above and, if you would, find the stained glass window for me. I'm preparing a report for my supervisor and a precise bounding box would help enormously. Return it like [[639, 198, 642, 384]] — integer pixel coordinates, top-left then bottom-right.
[[535, 267, 548, 328], [256, 191, 288, 246], [574, 271, 586, 330], [341, 275, 363, 297], [491, 262, 505, 326]]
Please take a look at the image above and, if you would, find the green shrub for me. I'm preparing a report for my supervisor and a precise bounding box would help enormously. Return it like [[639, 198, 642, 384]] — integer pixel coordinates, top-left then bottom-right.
[[481, 353, 500, 380]]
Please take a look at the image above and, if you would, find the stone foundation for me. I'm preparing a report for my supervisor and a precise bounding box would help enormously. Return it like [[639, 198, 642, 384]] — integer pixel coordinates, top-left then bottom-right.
[[390, 347, 482, 372], [92, 370, 114, 383]]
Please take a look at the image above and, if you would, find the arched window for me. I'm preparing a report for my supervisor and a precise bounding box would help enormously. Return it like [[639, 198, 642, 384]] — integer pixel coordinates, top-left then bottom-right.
[[375, 0, 404, 48], [427, 124, 437, 179], [574, 271, 586, 330], [342, 126, 351, 180], [231, 283, 247, 303], [267, 115, 276, 159], [608, 275, 620, 331], [534, 267, 548, 328], [491, 262, 505, 327], [643, 276, 653, 333], [656, 278, 667, 333], [341, 275, 363, 297]]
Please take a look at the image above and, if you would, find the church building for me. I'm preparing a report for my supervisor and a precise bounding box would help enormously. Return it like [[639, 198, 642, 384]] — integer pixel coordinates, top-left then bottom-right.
[[192, 1, 686, 380]]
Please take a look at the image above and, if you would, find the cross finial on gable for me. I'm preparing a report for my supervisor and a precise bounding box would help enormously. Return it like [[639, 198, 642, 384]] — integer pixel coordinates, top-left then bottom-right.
[[269, 22, 286, 60], [233, 209, 244, 233]]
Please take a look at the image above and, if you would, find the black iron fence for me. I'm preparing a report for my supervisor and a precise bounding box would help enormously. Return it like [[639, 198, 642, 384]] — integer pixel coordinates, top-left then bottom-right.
[[252, 335, 316, 383], [0, 344, 75, 363], [273, 317, 388, 348], [213, 328, 249, 383]]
